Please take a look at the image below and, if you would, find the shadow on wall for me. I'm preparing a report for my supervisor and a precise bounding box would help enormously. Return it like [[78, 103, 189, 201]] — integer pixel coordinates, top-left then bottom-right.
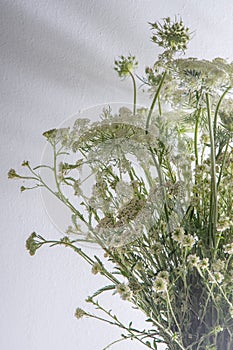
[[0, 1, 145, 93]]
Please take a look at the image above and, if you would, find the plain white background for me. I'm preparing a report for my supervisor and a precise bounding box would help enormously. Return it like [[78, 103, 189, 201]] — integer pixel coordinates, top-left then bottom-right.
[[1, 1, 233, 349]]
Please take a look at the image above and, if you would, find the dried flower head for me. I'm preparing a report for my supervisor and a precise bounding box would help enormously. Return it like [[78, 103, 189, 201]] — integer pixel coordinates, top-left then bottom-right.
[[8, 168, 20, 179], [25, 232, 39, 256], [74, 308, 87, 319]]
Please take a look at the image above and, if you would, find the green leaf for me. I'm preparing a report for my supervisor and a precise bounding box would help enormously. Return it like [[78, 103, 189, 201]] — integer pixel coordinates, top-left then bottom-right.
[[119, 269, 129, 277], [90, 285, 116, 298]]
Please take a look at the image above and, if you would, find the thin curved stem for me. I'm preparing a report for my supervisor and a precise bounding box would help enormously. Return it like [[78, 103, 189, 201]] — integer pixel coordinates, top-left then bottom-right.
[[102, 335, 133, 350], [146, 71, 167, 133], [129, 71, 137, 115], [89, 299, 153, 349]]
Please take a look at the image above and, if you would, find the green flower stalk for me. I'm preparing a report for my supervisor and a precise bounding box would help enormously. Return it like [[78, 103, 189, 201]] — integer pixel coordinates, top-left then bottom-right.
[[114, 55, 138, 115]]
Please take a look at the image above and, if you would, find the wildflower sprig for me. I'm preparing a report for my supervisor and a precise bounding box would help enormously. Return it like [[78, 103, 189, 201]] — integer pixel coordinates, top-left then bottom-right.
[[114, 54, 138, 115], [114, 55, 138, 78]]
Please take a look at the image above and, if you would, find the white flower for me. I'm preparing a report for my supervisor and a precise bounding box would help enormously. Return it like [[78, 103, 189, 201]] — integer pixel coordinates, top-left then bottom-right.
[[217, 217, 232, 232], [199, 258, 209, 270], [157, 271, 169, 281], [187, 254, 200, 267], [115, 181, 134, 201], [212, 259, 225, 272], [213, 272, 224, 284], [229, 306, 233, 318], [172, 227, 185, 243], [224, 243, 233, 255], [73, 118, 90, 132], [116, 283, 132, 301], [153, 277, 168, 293], [182, 234, 196, 249], [209, 271, 224, 284]]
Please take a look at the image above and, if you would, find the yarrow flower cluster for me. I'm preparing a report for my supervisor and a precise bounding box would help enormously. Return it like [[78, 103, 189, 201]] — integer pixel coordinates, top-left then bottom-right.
[[25, 232, 40, 256]]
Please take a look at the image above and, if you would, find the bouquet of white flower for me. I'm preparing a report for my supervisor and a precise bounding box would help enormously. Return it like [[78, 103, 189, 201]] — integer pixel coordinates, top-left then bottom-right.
[[9, 17, 233, 350]]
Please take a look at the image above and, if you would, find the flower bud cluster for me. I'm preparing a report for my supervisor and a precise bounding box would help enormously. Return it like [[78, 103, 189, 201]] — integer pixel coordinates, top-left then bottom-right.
[[74, 308, 87, 319], [114, 55, 138, 78], [150, 17, 190, 52]]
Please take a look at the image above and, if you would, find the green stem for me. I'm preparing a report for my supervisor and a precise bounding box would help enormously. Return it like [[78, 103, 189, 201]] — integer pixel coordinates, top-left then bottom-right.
[[166, 290, 183, 339], [144, 71, 174, 243], [90, 299, 153, 349], [129, 71, 137, 115], [206, 93, 217, 249], [158, 95, 162, 116], [138, 291, 186, 350], [194, 109, 200, 167], [217, 135, 230, 188], [42, 239, 95, 265], [42, 239, 120, 285], [102, 335, 135, 350], [146, 71, 167, 133], [27, 156, 87, 225], [148, 145, 172, 232], [206, 268, 232, 307]]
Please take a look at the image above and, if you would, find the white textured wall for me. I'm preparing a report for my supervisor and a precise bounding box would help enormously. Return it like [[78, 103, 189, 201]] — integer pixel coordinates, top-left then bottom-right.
[[1, 1, 233, 349]]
